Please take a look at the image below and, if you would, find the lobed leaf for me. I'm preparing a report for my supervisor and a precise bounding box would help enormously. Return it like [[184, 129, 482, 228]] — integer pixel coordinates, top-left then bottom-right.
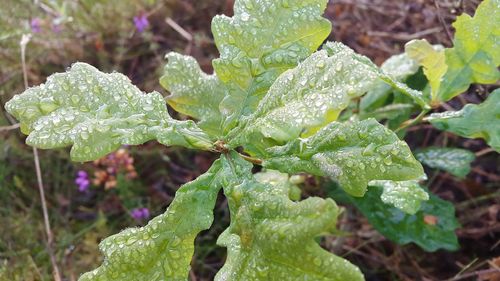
[[212, 0, 332, 130], [405, 39, 447, 105], [408, 0, 500, 103], [79, 160, 222, 281], [160, 53, 227, 137], [216, 153, 364, 281], [370, 180, 429, 214], [5, 63, 213, 162], [262, 119, 424, 197], [229, 42, 427, 148], [415, 147, 476, 178], [328, 183, 460, 252], [427, 89, 500, 152]]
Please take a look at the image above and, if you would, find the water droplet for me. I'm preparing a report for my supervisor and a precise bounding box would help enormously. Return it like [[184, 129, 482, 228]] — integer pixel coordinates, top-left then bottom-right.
[[81, 132, 90, 140], [241, 12, 250, 21], [383, 156, 393, 165]]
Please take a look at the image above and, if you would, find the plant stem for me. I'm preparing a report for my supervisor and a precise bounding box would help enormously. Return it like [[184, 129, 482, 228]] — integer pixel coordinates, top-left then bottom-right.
[[20, 34, 62, 281], [0, 123, 20, 132], [238, 153, 263, 165], [395, 109, 430, 133]]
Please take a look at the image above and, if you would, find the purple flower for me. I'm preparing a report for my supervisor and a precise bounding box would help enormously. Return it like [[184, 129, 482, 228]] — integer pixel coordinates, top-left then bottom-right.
[[130, 207, 150, 220], [30, 18, 42, 33], [75, 170, 90, 192], [133, 14, 149, 33], [51, 24, 62, 33]]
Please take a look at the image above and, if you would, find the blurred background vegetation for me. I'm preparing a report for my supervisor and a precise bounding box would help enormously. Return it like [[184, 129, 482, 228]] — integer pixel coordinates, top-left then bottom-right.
[[0, 0, 498, 280]]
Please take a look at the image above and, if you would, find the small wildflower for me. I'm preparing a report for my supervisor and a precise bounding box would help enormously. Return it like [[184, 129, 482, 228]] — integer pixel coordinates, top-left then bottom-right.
[[30, 18, 42, 33], [93, 148, 138, 190], [130, 208, 150, 221], [75, 170, 90, 192], [51, 24, 62, 33], [133, 14, 149, 33]]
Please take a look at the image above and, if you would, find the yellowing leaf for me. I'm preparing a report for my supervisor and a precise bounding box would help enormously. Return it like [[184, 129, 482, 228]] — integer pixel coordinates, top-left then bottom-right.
[[5, 63, 213, 162], [409, 0, 500, 103], [160, 53, 227, 137], [262, 119, 424, 196], [212, 0, 332, 130], [216, 153, 364, 281], [405, 39, 447, 105], [427, 89, 500, 152], [79, 161, 222, 281]]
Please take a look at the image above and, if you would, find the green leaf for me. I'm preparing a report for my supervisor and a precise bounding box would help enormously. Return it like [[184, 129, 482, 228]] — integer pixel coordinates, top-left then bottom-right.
[[427, 89, 500, 152], [369, 180, 429, 214], [360, 51, 421, 113], [212, 0, 332, 129], [262, 119, 424, 197], [409, 0, 500, 102], [328, 183, 460, 252], [415, 147, 476, 178], [79, 160, 222, 281], [5, 63, 213, 162], [216, 153, 364, 281], [160, 52, 226, 137], [254, 169, 302, 201], [229, 42, 428, 148], [359, 52, 425, 132], [405, 39, 447, 105]]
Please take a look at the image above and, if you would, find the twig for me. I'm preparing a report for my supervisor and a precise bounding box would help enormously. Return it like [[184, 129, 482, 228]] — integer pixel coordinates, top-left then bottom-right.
[[366, 27, 443, 41], [0, 123, 20, 132], [189, 271, 198, 281], [456, 191, 500, 209], [433, 0, 454, 44], [166, 17, 193, 42], [20, 34, 62, 281], [446, 268, 500, 281], [475, 147, 496, 157]]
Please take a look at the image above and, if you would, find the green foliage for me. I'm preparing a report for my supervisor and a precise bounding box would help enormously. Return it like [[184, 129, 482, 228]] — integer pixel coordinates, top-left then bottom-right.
[[359, 51, 424, 131], [79, 161, 222, 280], [415, 147, 476, 178], [216, 153, 363, 281], [229, 42, 427, 147], [370, 180, 429, 215], [262, 119, 424, 197], [10, 0, 494, 279], [407, 0, 500, 104], [328, 183, 460, 252], [212, 0, 332, 130], [5, 63, 213, 162], [427, 90, 500, 152], [160, 53, 226, 137], [405, 40, 447, 104]]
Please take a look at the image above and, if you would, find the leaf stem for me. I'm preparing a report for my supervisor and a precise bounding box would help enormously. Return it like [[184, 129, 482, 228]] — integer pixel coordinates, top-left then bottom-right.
[[395, 109, 430, 133], [238, 153, 263, 165]]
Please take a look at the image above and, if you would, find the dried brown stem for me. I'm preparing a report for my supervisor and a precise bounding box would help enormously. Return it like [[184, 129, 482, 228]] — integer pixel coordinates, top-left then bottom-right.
[[20, 34, 62, 281]]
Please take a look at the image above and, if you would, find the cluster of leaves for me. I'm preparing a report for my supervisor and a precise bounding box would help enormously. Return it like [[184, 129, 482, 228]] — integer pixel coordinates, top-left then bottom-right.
[[4, 0, 499, 280]]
